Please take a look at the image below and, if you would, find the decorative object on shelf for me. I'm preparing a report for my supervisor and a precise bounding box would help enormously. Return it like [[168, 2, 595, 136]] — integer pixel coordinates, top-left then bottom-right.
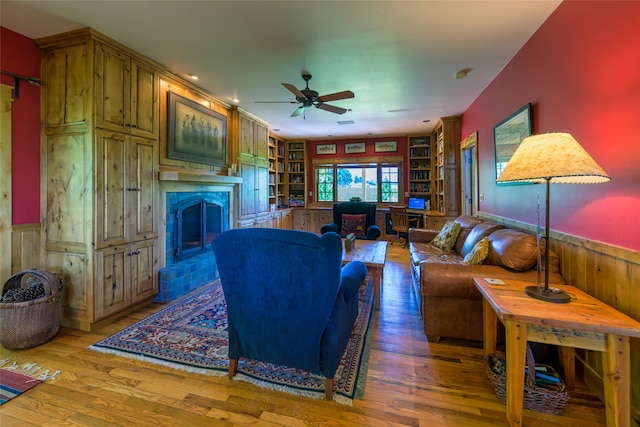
[[374, 141, 397, 153], [227, 163, 237, 176], [167, 91, 227, 166], [344, 233, 356, 251], [497, 132, 610, 303], [344, 142, 366, 154], [316, 143, 337, 155], [494, 103, 532, 183]]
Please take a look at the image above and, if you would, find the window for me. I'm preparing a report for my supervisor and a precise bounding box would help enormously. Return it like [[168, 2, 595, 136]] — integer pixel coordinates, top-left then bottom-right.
[[314, 161, 400, 203]]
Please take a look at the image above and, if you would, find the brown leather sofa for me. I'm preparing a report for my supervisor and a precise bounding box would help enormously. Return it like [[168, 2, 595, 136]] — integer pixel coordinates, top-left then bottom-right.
[[408, 215, 565, 342]]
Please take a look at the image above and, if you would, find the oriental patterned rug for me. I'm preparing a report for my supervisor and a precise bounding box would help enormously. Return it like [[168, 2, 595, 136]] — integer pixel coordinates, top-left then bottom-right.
[[89, 278, 375, 405]]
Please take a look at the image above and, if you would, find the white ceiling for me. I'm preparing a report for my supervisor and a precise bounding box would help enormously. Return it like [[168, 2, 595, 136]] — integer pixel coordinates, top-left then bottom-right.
[[1, 0, 561, 140]]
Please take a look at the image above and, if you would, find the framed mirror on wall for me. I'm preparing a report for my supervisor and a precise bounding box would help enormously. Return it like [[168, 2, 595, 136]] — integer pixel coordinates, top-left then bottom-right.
[[494, 103, 532, 184]]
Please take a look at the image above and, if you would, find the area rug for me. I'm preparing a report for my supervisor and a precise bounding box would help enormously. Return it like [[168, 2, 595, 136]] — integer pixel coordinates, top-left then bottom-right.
[[89, 278, 375, 405], [0, 360, 60, 405]]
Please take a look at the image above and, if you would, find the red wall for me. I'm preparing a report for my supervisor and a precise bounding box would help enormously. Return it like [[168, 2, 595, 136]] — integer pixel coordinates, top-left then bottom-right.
[[461, 1, 640, 252], [1, 27, 41, 225], [306, 136, 409, 204]]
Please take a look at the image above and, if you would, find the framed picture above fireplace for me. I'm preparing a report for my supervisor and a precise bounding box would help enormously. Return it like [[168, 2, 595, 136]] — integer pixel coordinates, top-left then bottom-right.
[[167, 91, 227, 167]]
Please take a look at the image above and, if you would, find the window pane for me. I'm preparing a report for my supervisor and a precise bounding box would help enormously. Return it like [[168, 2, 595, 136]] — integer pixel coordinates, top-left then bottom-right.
[[316, 167, 333, 202], [381, 166, 399, 203], [337, 167, 378, 202]]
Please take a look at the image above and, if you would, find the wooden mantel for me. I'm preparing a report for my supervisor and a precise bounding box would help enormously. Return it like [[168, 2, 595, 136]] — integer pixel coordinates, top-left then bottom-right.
[[158, 170, 243, 185]]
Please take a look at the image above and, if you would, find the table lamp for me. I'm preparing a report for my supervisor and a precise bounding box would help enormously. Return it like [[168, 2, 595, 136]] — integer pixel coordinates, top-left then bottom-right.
[[497, 132, 610, 303]]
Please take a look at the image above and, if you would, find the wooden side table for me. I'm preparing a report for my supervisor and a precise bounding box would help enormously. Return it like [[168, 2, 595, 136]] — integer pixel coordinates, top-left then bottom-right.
[[473, 277, 640, 427]]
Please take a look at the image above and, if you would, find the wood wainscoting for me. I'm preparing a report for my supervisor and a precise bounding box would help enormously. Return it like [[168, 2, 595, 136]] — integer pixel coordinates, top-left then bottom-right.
[[480, 212, 640, 423], [9, 223, 42, 274]]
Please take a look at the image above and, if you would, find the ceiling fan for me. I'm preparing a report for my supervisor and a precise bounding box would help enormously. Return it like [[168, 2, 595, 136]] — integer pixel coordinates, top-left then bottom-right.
[[257, 73, 354, 117]]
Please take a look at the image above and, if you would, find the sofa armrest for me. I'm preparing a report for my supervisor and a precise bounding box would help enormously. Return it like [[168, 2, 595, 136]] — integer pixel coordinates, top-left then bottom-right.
[[340, 260, 368, 300], [409, 228, 438, 243]]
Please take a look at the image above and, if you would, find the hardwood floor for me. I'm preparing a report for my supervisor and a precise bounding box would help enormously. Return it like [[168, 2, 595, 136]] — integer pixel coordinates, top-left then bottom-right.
[[0, 244, 607, 426]]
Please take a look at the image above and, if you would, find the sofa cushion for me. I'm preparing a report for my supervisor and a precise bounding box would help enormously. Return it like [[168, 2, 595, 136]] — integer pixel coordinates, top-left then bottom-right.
[[453, 215, 484, 255], [409, 242, 445, 266], [462, 236, 489, 265], [460, 220, 505, 257], [486, 229, 540, 271], [341, 214, 366, 236], [430, 221, 462, 252]]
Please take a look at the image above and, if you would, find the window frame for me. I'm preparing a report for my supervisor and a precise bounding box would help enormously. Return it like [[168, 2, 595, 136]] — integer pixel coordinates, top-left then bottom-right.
[[312, 156, 404, 206]]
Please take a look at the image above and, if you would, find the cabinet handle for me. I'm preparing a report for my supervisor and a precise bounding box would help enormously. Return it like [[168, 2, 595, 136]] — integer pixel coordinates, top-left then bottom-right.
[[131, 124, 137, 129], [127, 188, 141, 192], [127, 250, 140, 256]]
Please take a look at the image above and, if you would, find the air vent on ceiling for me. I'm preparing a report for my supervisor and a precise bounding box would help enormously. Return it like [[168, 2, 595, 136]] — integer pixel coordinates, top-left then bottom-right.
[[337, 120, 355, 125]]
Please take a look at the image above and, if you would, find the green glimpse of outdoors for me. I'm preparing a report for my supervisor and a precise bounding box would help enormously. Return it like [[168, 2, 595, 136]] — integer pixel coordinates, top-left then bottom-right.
[[316, 167, 334, 201], [315, 164, 400, 203]]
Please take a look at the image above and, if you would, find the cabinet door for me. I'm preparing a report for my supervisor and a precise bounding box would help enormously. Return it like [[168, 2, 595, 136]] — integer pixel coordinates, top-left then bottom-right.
[[280, 210, 293, 229], [254, 122, 268, 160], [130, 60, 158, 139], [95, 245, 130, 319], [95, 130, 129, 249], [256, 163, 269, 216], [239, 162, 256, 218], [95, 42, 130, 133], [239, 115, 255, 157], [130, 137, 158, 242], [130, 239, 158, 303]]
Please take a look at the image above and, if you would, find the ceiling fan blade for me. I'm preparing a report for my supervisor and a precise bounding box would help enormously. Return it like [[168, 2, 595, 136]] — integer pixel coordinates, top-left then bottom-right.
[[282, 83, 307, 99], [255, 101, 298, 104], [317, 103, 347, 115], [291, 106, 306, 117], [318, 90, 355, 102]]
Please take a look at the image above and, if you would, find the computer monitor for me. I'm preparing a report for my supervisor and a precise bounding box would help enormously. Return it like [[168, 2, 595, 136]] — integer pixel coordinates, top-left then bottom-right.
[[408, 197, 425, 210]]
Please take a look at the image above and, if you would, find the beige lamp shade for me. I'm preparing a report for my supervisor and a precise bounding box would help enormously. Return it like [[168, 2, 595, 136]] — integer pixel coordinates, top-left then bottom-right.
[[497, 132, 610, 184]]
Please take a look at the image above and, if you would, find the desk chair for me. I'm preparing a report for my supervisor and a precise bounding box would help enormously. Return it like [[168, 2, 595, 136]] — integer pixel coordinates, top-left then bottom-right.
[[389, 205, 419, 248]]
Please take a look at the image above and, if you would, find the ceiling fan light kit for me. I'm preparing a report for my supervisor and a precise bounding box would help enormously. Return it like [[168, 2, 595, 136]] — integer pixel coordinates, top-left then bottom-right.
[[262, 73, 354, 118]]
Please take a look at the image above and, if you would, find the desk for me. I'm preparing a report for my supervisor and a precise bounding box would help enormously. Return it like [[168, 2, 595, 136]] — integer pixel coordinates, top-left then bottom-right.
[[343, 240, 387, 310], [406, 209, 443, 229], [473, 277, 640, 427]]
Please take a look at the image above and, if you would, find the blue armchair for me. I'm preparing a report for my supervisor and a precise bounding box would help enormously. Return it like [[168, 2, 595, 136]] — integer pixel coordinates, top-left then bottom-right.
[[212, 228, 368, 400], [320, 202, 382, 240]]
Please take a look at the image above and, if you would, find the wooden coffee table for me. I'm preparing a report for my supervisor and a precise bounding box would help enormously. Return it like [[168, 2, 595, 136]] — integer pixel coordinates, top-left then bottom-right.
[[342, 240, 387, 310]]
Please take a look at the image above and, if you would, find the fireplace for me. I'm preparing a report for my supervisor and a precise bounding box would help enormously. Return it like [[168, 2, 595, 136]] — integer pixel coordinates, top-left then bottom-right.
[[175, 197, 224, 261], [157, 173, 240, 303]]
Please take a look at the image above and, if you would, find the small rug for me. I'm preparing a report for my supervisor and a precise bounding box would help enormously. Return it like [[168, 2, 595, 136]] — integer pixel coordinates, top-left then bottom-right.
[[0, 360, 60, 405], [90, 278, 375, 405]]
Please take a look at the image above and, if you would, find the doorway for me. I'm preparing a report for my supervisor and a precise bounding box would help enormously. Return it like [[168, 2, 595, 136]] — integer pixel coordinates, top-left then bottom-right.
[[460, 132, 478, 216]]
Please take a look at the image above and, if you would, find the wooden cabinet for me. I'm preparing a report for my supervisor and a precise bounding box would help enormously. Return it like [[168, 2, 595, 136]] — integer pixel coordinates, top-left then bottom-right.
[[95, 131, 157, 249], [94, 41, 159, 139], [287, 140, 306, 207], [408, 134, 432, 205], [432, 117, 461, 216], [37, 28, 160, 330], [238, 161, 269, 219], [239, 114, 268, 159]]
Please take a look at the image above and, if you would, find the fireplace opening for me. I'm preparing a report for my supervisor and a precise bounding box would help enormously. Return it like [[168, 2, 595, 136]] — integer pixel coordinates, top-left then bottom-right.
[[176, 197, 224, 260]]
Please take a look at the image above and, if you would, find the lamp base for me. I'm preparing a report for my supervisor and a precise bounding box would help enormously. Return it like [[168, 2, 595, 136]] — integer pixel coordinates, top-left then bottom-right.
[[525, 285, 572, 304]]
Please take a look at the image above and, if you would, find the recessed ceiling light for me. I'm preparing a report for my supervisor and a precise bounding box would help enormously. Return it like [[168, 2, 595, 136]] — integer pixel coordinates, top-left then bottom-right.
[[231, 97, 239, 103], [422, 119, 431, 123], [188, 73, 199, 80], [273, 128, 280, 132], [454, 68, 472, 79]]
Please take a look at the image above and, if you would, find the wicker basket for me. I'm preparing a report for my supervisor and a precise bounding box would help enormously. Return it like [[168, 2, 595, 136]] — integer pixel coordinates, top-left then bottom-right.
[[486, 345, 570, 415], [0, 269, 63, 350]]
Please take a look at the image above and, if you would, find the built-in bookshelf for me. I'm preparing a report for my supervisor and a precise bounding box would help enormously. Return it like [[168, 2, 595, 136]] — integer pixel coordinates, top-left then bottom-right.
[[431, 116, 461, 216], [268, 134, 288, 209], [408, 135, 432, 205], [286, 140, 306, 207]]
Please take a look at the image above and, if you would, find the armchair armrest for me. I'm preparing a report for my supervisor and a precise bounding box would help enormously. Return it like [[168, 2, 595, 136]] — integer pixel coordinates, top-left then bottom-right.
[[366, 225, 382, 241], [409, 228, 439, 243], [340, 260, 368, 300], [321, 223, 340, 235]]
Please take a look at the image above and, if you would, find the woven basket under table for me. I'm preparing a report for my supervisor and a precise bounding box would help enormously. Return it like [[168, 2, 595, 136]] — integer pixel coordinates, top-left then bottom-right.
[[0, 269, 63, 350], [486, 345, 570, 415]]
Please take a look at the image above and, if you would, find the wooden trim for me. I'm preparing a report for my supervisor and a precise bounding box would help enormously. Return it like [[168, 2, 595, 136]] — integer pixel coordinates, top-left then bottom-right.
[[11, 223, 42, 274], [312, 155, 404, 165], [0, 85, 12, 283]]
